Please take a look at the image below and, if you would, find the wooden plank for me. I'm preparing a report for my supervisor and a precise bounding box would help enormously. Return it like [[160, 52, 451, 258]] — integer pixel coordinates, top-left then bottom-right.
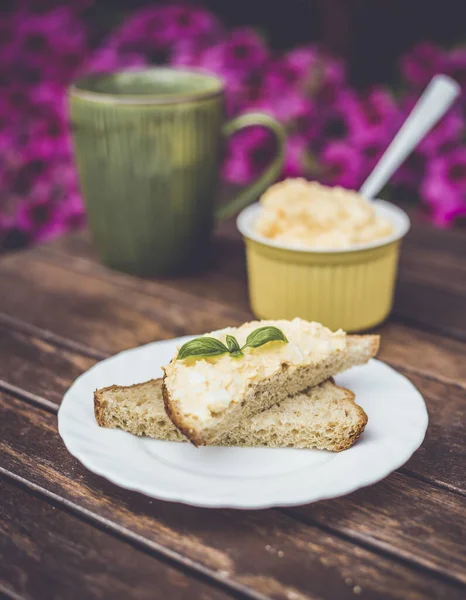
[[0, 304, 465, 496], [400, 223, 466, 296], [400, 372, 466, 494], [2, 392, 464, 600], [0, 478, 229, 600], [0, 326, 465, 584], [395, 223, 466, 338], [394, 281, 466, 341], [0, 324, 95, 406], [35, 230, 250, 311], [43, 220, 466, 299], [1, 313, 465, 579], [30, 226, 466, 349], [0, 253, 244, 355], [399, 245, 466, 297], [403, 224, 466, 266], [1, 248, 466, 390], [46, 218, 466, 268], [290, 472, 466, 584], [375, 322, 466, 389], [0, 329, 466, 573]]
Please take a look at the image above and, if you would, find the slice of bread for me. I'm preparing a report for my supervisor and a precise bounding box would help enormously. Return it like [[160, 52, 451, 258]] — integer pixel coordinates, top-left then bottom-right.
[[94, 378, 368, 452], [162, 318, 379, 446], [95, 380, 185, 442]]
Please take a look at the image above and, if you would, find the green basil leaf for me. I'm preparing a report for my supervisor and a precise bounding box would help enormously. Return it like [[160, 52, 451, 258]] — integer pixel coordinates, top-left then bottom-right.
[[177, 337, 229, 361], [242, 326, 288, 350], [226, 334, 241, 354]]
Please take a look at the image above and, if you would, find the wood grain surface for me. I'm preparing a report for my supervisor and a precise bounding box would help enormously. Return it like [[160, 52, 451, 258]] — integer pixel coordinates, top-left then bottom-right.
[[2, 394, 465, 600], [1, 239, 466, 388], [1, 324, 465, 587], [0, 218, 465, 600], [1, 479, 229, 600]]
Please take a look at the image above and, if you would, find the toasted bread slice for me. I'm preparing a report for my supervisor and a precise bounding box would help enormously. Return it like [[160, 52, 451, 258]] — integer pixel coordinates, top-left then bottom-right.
[[162, 318, 379, 446], [94, 378, 368, 452]]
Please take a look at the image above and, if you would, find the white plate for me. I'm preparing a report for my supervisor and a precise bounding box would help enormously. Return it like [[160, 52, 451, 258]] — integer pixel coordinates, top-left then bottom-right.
[[58, 336, 428, 509]]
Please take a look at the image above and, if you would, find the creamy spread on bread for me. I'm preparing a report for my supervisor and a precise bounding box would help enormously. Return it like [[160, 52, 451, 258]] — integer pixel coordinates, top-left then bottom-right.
[[254, 178, 393, 249], [163, 319, 346, 420]]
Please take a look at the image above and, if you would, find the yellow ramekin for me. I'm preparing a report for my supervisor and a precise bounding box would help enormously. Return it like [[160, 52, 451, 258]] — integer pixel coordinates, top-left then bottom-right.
[[237, 200, 410, 332]]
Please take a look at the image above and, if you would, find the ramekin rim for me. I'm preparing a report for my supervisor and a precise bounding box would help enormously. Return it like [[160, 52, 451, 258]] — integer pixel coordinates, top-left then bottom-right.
[[236, 199, 411, 255]]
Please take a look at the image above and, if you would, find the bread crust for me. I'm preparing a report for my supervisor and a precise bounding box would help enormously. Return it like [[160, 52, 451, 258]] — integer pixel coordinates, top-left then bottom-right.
[[97, 378, 368, 452], [162, 334, 379, 447], [94, 380, 160, 429], [330, 387, 368, 452], [352, 334, 380, 358], [94, 388, 108, 428], [162, 378, 204, 447]]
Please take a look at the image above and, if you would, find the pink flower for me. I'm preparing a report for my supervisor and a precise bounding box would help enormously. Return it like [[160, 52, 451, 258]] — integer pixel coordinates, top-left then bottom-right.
[[12, 61, 44, 90], [10, 155, 84, 242], [320, 140, 363, 189], [222, 77, 258, 116], [3, 85, 33, 118], [417, 106, 463, 156], [85, 46, 147, 74], [427, 149, 466, 190], [392, 151, 426, 189], [16, 192, 66, 243], [359, 130, 387, 175], [398, 88, 463, 159], [420, 156, 466, 226], [245, 87, 314, 127], [0, 161, 7, 191], [157, 4, 221, 45], [318, 90, 361, 145], [50, 187, 86, 231], [223, 127, 275, 184], [170, 39, 204, 68], [263, 46, 318, 94], [288, 46, 320, 76], [314, 55, 347, 106], [0, 128, 21, 172], [22, 84, 72, 156], [294, 107, 322, 142], [8, 141, 55, 196], [16, 7, 88, 83], [51, 162, 80, 193], [0, 13, 21, 67], [2, 2, 466, 241], [113, 4, 221, 59], [105, 15, 156, 57], [198, 28, 269, 84], [63, 195, 86, 230], [321, 55, 346, 87], [275, 93, 315, 127], [400, 42, 446, 88], [350, 88, 399, 145]]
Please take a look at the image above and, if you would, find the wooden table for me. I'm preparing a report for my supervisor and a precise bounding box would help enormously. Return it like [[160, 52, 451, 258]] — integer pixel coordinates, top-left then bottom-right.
[[1, 218, 465, 600]]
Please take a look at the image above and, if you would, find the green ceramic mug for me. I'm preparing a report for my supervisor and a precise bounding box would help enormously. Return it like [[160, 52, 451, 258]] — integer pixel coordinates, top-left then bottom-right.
[[69, 68, 285, 275]]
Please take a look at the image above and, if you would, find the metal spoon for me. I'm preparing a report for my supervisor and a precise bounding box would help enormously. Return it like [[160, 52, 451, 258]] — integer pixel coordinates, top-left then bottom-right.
[[359, 74, 461, 200]]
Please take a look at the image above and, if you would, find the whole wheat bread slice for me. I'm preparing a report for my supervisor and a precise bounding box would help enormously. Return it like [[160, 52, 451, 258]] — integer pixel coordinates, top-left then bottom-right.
[[163, 326, 379, 446], [95, 378, 368, 452]]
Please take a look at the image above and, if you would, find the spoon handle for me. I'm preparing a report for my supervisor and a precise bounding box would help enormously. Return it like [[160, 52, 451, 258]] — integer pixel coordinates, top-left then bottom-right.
[[359, 74, 461, 200]]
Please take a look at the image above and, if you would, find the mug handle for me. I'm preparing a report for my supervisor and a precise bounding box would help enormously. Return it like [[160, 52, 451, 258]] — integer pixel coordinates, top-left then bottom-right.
[[215, 112, 286, 222]]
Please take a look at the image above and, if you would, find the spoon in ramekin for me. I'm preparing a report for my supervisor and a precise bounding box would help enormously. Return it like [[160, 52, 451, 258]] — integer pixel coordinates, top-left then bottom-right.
[[360, 74, 461, 200]]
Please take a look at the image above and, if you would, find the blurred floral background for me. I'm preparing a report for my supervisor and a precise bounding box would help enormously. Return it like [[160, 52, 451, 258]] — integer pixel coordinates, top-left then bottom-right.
[[1, 0, 466, 252]]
